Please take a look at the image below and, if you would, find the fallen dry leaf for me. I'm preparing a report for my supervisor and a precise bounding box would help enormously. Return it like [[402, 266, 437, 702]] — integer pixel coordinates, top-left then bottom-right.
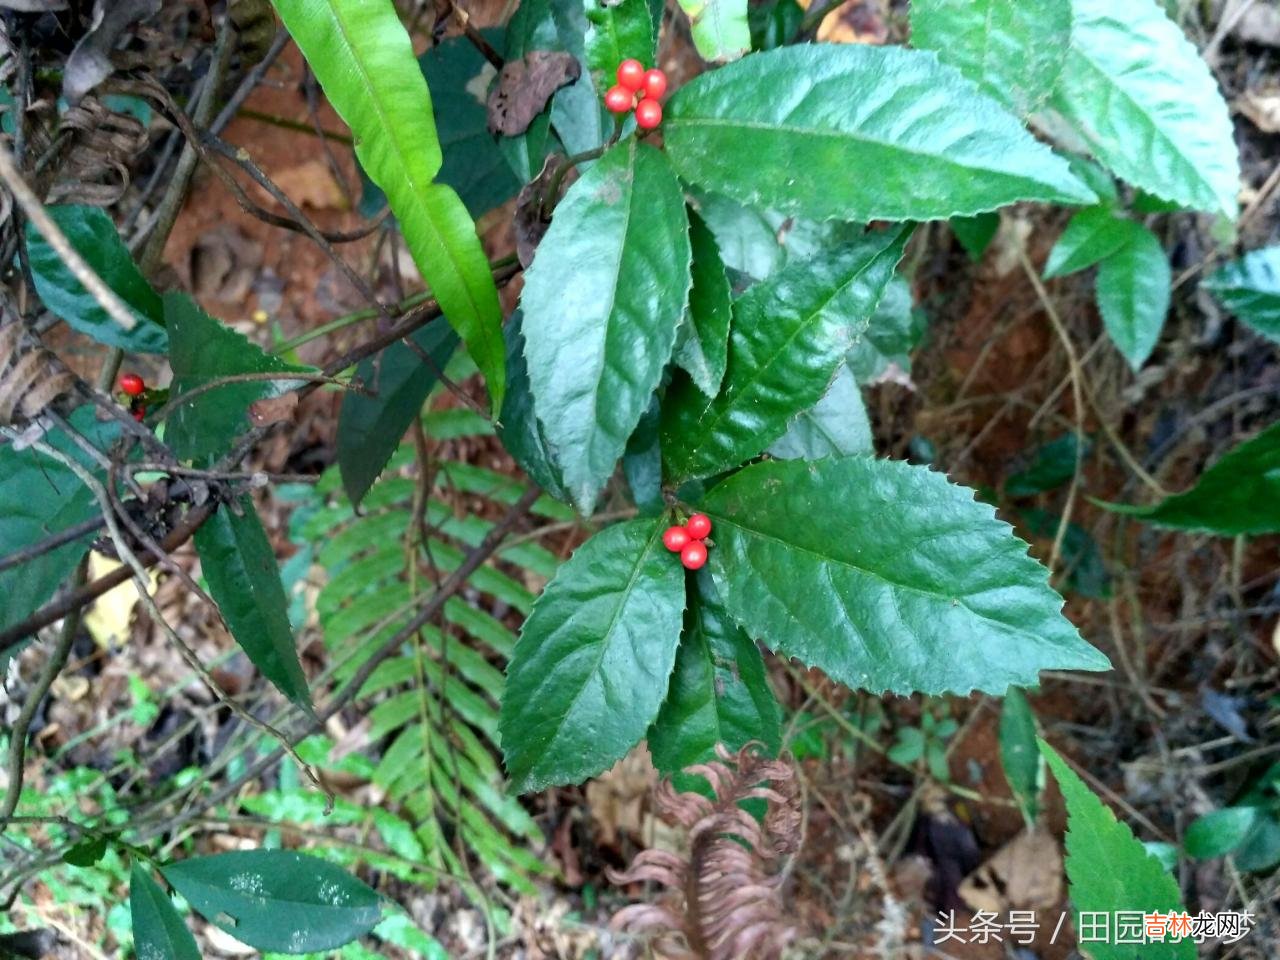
[[271, 158, 348, 211], [959, 827, 1064, 913], [488, 51, 581, 137], [247, 391, 299, 427]]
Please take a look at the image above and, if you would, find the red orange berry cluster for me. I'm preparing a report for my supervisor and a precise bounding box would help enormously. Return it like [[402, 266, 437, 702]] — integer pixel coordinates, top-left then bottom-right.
[[605, 59, 667, 130], [664, 513, 712, 570], [120, 373, 147, 421]]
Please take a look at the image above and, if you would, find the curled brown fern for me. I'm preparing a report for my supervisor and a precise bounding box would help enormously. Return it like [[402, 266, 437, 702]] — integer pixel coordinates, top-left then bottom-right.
[[608, 744, 801, 960], [0, 308, 78, 427]]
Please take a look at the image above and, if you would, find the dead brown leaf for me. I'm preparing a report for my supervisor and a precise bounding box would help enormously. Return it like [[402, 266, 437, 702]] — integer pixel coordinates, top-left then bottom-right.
[[271, 158, 348, 211], [958, 827, 1064, 913], [487, 51, 581, 137]]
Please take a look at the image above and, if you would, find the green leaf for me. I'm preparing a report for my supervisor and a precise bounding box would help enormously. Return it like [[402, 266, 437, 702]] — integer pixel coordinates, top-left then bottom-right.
[[194, 497, 312, 712], [1020, 508, 1111, 599], [701, 457, 1110, 696], [767, 366, 872, 460], [1203, 246, 1280, 343], [272, 0, 505, 412], [0, 407, 115, 634], [584, 0, 655, 85], [1051, 0, 1239, 219], [664, 45, 1095, 222], [1006, 433, 1088, 497], [998, 687, 1042, 824], [910, 0, 1070, 115], [1038, 741, 1194, 960], [622, 396, 664, 515], [166, 293, 311, 462], [648, 570, 780, 775], [26, 205, 167, 353], [1103, 421, 1280, 535], [161, 850, 382, 953], [496, 311, 568, 500], [846, 275, 923, 384], [338, 322, 459, 506], [1043, 207, 1134, 279], [672, 210, 733, 397], [130, 863, 200, 960], [676, 0, 750, 63], [1096, 222, 1170, 371], [662, 227, 907, 482], [500, 517, 686, 792], [888, 726, 925, 765], [1185, 807, 1262, 860], [520, 140, 691, 513], [63, 835, 108, 867], [950, 212, 1000, 262]]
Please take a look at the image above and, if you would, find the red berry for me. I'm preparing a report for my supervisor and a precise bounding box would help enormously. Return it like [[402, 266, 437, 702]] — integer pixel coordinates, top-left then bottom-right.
[[680, 540, 708, 570], [120, 373, 145, 397], [641, 68, 667, 100], [686, 513, 711, 539], [132, 406, 146, 422], [663, 525, 691, 552], [616, 59, 645, 91], [604, 84, 633, 114], [635, 98, 662, 130]]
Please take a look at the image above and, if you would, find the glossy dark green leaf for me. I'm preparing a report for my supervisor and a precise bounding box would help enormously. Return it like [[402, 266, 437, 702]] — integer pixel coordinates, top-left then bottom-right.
[[1039, 741, 1194, 960], [950, 212, 1000, 262], [584, 0, 654, 87], [1096, 222, 1170, 371], [130, 862, 201, 960], [702, 457, 1110, 695], [1185, 807, 1262, 860], [662, 227, 907, 482], [162, 850, 382, 953], [1043, 207, 1134, 279], [998, 688, 1042, 825], [748, 0, 802, 51], [767, 366, 871, 460], [676, 0, 750, 63], [846, 275, 923, 384], [622, 396, 664, 515], [1203, 246, 1280, 343], [692, 191, 785, 285], [273, 0, 505, 412], [910, 0, 1070, 115], [1006, 434, 1087, 497], [1051, 0, 1238, 219], [25, 205, 167, 353], [166, 293, 311, 462], [338, 322, 459, 506], [0, 407, 115, 634], [664, 45, 1095, 222], [496, 311, 568, 500], [520, 140, 691, 513], [648, 571, 779, 775], [194, 496, 311, 711], [672, 210, 733, 397], [500, 518, 686, 792], [1104, 421, 1280, 535], [63, 835, 108, 867]]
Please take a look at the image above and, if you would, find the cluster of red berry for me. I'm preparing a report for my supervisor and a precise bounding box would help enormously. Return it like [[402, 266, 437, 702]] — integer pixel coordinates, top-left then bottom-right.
[[604, 59, 667, 130], [120, 372, 147, 421], [663, 513, 712, 570]]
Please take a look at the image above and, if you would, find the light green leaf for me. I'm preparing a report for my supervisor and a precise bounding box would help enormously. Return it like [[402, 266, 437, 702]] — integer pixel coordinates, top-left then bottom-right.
[[1203, 246, 1280, 343], [338, 322, 459, 506], [1043, 207, 1134, 279], [499, 518, 686, 792], [1103, 421, 1280, 535], [767, 366, 872, 460], [130, 863, 200, 960], [272, 0, 505, 412], [1038, 741, 1195, 960], [165, 293, 311, 463], [677, 0, 750, 63], [162, 850, 382, 953], [1185, 807, 1262, 860], [910, 0, 1071, 115], [662, 227, 907, 482], [1095, 222, 1170, 370], [521, 140, 691, 513], [664, 45, 1095, 222], [672, 210, 733, 397], [26, 205, 167, 353], [999, 687, 1042, 824], [701, 457, 1110, 696], [584, 0, 655, 85], [648, 570, 780, 775], [195, 496, 312, 712], [846, 275, 923, 384], [1051, 0, 1239, 219]]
